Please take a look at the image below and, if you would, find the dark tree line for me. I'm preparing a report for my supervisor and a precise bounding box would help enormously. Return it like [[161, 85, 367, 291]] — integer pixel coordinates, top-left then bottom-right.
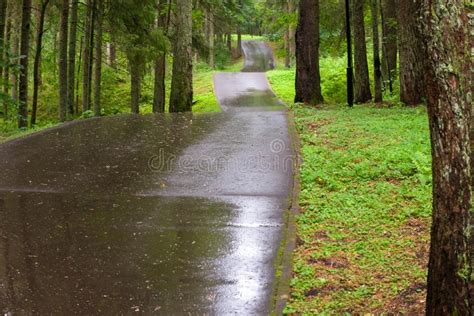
[[294, 0, 426, 106], [0, 0, 255, 128]]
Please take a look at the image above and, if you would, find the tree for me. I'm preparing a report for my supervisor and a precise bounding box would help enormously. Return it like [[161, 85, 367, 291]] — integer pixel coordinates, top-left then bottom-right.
[[353, 0, 371, 103], [284, 1, 291, 68], [82, 0, 93, 112], [370, 0, 382, 103], [10, 6, 18, 103], [93, 0, 103, 117], [381, 0, 397, 83], [31, 0, 50, 126], [153, 0, 170, 113], [58, 0, 69, 122], [67, 0, 78, 115], [0, 0, 7, 87], [2, 0, 11, 119], [398, 0, 424, 105], [109, 0, 165, 114], [294, 0, 323, 104], [169, 0, 193, 112], [421, 0, 473, 314], [208, 10, 215, 69], [18, 0, 31, 128]]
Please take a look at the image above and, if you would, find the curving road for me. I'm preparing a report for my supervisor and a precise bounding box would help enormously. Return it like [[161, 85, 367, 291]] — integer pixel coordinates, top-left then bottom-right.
[[0, 41, 292, 314]]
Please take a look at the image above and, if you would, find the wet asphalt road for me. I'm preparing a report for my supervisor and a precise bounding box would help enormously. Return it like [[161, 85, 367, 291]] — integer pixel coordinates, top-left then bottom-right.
[[0, 41, 292, 314]]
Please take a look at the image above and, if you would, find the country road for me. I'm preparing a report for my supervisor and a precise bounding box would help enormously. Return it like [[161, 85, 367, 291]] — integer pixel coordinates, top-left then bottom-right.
[[0, 40, 294, 314]]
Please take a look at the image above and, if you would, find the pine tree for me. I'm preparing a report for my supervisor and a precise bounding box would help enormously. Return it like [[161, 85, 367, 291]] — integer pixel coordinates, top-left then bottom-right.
[[169, 0, 193, 112], [58, 0, 69, 122], [294, 0, 323, 104], [421, 0, 473, 313], [18, 0, 31, 128], [353, 0, 371, 103], [398, 0, 425, 105]]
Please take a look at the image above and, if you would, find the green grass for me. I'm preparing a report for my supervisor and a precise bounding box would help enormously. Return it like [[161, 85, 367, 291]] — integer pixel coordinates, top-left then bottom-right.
[[266, 58, 432, 314], [285, 104, 431, 314]]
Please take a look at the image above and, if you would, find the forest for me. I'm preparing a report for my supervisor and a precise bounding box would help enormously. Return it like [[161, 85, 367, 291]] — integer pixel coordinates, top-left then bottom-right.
[[0, 0, 472, 314]]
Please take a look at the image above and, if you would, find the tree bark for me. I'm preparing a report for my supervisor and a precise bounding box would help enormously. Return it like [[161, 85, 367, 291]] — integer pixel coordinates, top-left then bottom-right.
[[381, 0, 397, 82], [10, 22, 18, 103], [107, 41, 116, 68], [237, 27, 242, 57], [58, 0, 69, 122], [288, 0, 296, 57], [153, 0, 169, 113], [31, 0, 49, 126], [370, 0, 382, 103], [0, 0, 7, 90], [2, 2, 10, 119], [398, 0, 425, 106], [169, 0, 193, 112], [81, 0, 93, 112], [18, 0, 31, 128], [421, 1, 473, 314], [353, 0, 372, 103], [226, 33, 231, 53], [208, 10, 214, 68], [129, 56, 142, 114], [67, 0, 78, 116], [93, 0, 102, 117], [284, 1, 291, 69], [295, 0, 323, 104]]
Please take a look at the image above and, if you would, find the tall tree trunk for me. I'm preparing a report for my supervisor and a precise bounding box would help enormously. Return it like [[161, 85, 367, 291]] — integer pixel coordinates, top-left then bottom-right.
[[58, 0, 69, 122], [237, 27, 242, 57], [421, 1, 473, 314], [129, 56, 142, 114], [81, 0, 93, 112], [153, 54, 165, 113], [93, 0, 102, 117], [370, 0, 382, 103], [153, 0, 169, 113], [87, 0, 95, 104], [353, 0, 372, 103], [107, 41, 116, 68], [208, 11, 214, 68], [398, 0, 425, 105], [18, 0, 31, 128], [31, 0, 49, 126], [10, 24, 18, 103], [0, 0, 7, 91], [2, 3, 10, 119], [381, 0, 397, 82], [226, 32, 231, 53], [295, 0, 323, 104], [288, 0, 296, 57], [67, 0, 78, 116], [75, 34, 83, 113], [169, 0, 193, 112], [284, 2, 291, 69]]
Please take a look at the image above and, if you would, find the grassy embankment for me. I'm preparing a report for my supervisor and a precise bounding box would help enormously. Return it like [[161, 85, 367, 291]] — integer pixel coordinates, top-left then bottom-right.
[[267, 58, 432, 314]]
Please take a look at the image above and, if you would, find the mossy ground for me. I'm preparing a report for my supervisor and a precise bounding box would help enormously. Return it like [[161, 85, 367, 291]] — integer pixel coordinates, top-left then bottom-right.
[[267, 64, 432, 314]]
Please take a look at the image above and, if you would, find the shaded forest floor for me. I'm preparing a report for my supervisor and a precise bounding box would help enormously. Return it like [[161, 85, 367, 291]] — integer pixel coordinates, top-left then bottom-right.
[[267, 63, 432, 314], [285, 104, 431, 314]]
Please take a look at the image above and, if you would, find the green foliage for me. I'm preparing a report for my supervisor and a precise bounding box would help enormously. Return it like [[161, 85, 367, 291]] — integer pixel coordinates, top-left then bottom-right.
[[283, 103, 432, 314], [108, 0, 168, 64]]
